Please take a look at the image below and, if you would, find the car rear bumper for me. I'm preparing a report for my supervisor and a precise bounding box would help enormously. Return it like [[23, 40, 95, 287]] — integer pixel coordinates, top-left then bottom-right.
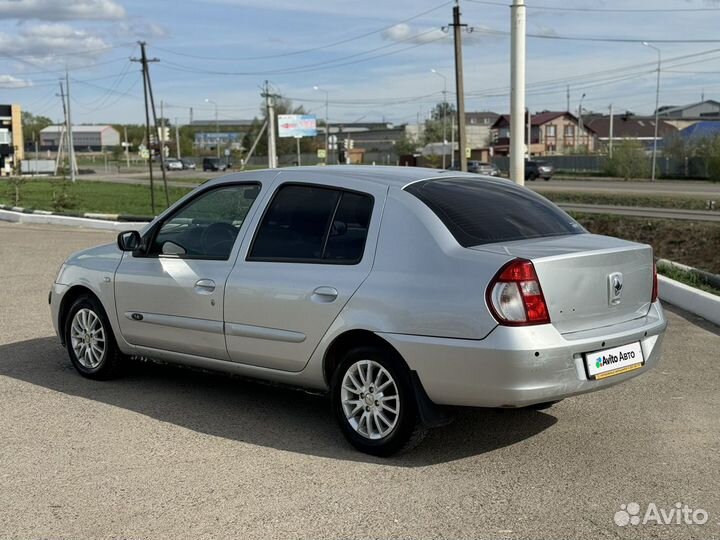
[[378, 301, 666, 408]]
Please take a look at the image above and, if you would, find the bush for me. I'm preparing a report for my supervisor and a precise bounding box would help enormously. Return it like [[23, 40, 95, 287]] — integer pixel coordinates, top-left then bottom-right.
[[5, 177, 26, 206], [705, 136, 720, 182], [51, 180, 78, 212], [605, 140, 649, 180]]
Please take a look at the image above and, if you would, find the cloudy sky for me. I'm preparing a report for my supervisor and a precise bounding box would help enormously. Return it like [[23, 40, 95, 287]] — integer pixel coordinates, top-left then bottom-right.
[[1, 0, 720, 125]]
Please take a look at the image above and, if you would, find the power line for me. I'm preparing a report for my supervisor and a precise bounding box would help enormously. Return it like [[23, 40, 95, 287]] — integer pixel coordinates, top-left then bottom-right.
[[156, 30, 447, 77], [471, 26, 720, 44], [466, 0, 720, 13], [152, 1, 453, 62]]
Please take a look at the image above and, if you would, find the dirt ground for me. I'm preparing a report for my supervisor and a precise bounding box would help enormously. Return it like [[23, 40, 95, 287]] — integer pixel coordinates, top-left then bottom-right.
[[574, 213, 719, 274]]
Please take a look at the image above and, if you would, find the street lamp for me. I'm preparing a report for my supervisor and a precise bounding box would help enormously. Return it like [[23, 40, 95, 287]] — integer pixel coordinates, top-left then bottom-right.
[[313, 86, 329, 164], [643, 41, 661, 182], [576, 92, 586, 151], [204, 98, 220, 159], [431, 69, 449, 169]]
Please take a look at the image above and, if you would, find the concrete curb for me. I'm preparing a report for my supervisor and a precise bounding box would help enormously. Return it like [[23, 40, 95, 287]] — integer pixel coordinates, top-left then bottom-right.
[[659, 275, 720, 326], [0, 209, 148, 232]]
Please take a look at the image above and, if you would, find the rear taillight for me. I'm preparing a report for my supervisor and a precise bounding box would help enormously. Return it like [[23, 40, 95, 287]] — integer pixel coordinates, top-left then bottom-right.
[[487, 259, 550, 326], [651, 261, 658, 303]]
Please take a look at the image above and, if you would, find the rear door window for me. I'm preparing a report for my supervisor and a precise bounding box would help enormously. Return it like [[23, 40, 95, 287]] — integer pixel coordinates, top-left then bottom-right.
[[248, 184, 373, 264], [405, 178, 584, 247]]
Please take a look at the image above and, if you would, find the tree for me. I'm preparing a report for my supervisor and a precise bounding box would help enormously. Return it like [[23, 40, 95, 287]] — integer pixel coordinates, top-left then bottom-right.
[[605, 140, 649, 180], [241, 97, 319, 158], [421, 102, 456, 145], [395, 132, 419, 156], [21, 111, 52, 148], [705, 136, 720, 182]]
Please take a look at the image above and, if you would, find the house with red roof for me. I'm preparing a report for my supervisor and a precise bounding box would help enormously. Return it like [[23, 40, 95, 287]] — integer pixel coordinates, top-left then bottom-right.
[[490, 111, 597, 156]]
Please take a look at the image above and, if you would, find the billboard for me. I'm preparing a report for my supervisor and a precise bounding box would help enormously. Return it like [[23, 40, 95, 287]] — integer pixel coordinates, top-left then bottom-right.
[[278, 114, 317, 138]]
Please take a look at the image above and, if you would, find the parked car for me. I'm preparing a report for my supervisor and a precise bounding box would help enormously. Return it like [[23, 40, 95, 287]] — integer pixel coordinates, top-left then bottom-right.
[[447, 161, 500, 176], [525, 160, 554, 181], [181, 158, 196, 170], [50, 166, 665, 456], [164, 158, 183, 171], [203, 157, 227, 172]]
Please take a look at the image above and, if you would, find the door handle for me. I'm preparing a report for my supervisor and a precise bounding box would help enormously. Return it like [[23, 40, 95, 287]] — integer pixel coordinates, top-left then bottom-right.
[[194, 279, 216, 294], [312, 286, 338, 303]]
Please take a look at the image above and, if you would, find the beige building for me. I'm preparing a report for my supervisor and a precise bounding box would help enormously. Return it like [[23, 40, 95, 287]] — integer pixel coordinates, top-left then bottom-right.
[[491, 111, 597, 156], [1, 104, 24, 175]]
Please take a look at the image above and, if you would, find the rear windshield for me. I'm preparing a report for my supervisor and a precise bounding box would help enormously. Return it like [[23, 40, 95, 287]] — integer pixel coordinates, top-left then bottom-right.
[[405, 178, 584, 247]]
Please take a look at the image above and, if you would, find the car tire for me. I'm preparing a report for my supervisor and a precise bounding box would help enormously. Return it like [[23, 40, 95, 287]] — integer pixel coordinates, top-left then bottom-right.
[[331, 346, 426, 456], [64, 294, 126, 380]]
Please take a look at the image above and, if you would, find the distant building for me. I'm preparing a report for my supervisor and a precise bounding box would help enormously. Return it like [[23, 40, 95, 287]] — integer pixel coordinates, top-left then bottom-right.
[[40, 125, 120, 151], [0, 104, 23, 175], [466, 112, 499, 149], [678, 121, 720, 141], [587, 115, 677, 151], [491, 111, 597, 156], [658, 100, 720, 119], [194, 132, 243, 151]]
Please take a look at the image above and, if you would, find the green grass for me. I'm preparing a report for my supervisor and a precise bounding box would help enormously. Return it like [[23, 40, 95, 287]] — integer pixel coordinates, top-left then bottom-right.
[[657, 265, 720, 296], [542, 190, 713, 211], [1, 179, 192, 216]]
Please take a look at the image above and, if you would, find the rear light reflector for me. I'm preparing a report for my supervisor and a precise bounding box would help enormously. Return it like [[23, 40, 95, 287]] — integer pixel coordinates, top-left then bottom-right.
[[487, 259, 551, 326], [651, 261, 658, 303]]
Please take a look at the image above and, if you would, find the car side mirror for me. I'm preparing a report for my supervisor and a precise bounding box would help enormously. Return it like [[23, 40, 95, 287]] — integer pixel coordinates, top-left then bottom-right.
[[117, 230, 142, 252]]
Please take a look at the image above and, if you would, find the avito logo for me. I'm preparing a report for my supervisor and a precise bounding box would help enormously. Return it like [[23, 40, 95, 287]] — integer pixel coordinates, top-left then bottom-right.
[[596, 350, 636, 369]]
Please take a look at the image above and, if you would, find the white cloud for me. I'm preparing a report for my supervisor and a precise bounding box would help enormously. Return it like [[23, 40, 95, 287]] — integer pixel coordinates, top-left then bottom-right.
[[0, 23, 110, 66], [0, 74, 32, 87], [112, 20, 168, 40], [382, 23, 449, 45], [0, 0, 125, 21]]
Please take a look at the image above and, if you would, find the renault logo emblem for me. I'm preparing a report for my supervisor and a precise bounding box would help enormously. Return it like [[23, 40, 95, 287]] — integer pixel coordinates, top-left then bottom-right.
[[608, 272, 623, 305]]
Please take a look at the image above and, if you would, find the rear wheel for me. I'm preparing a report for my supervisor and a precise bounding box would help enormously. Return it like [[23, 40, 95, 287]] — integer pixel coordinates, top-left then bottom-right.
[[64, 294, 126, 380], [331, 346, 425, 456]]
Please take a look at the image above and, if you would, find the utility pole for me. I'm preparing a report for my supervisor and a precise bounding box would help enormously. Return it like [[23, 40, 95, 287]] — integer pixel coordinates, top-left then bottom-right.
[[576, 93, 586, 151], [65, 70, 76, 182], [131, 41, 164, 213], [175, 117, 181, 159], [450, 2, 467, 172], [431, 69, 448, 169], [608, 103, 614, 159], [510, 0, 526, 185], [160, 100, 166, 156], [526, 109, 532, 158], [643, 41, 661, 182], [189, 107, 193, 125], [450, 114, 456, 168], [123, 125, 130, 168], [263, 81, 277, 169], [141, 43, 169, 206], [56, 82, 68, 177], [314, 86, 330, 165], [566, 85, 570, 113]]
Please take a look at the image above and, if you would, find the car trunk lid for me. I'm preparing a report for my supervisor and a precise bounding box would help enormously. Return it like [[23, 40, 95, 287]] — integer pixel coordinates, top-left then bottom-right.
[[472, 234, 653, 334]]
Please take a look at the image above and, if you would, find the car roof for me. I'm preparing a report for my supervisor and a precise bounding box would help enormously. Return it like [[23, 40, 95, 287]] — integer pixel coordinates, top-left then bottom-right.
[[204, 165, 480, 190]]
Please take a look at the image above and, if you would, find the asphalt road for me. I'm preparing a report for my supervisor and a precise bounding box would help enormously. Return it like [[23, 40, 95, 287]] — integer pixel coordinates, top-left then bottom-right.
[[532, 179, 720, 198], [557, 203, 720, 222], [81, 171, 720, 199], [1, 222, 719, 540]]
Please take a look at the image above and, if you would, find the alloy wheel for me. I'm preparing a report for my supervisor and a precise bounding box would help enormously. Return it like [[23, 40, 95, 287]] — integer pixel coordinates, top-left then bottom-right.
[[70, 308, 106, 369], [340, 359, 400, 440]]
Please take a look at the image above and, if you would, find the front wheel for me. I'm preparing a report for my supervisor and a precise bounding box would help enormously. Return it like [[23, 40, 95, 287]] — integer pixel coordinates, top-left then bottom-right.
[[64, 294, 126, 380], [331, 346, 426, 456]]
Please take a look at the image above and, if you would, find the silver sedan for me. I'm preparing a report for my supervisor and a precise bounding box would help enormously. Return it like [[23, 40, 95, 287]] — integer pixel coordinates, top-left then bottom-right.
[[49, 166, 666, 455]]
